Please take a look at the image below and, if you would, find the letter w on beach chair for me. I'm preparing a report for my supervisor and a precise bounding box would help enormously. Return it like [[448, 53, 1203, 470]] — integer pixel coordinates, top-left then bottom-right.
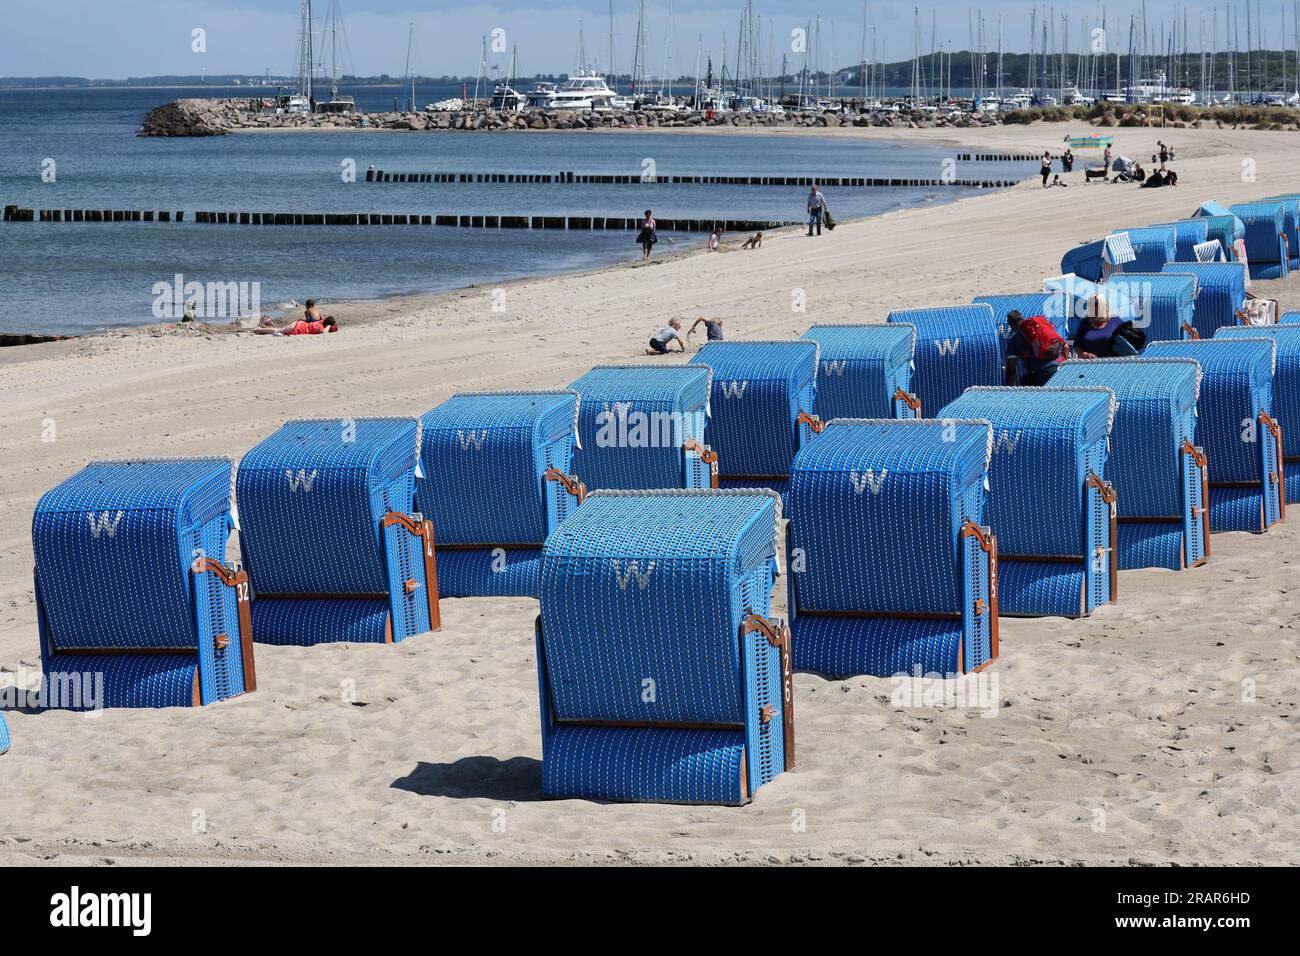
[[417, 391, 583, 598], [690, 340, 820, 501], [33, 459, 255, 709], [535, 490, 791, 805], [886, 305, 1004, 412], [1217, 325, 1300, 503], [568, 366, 717, 491], [1146, 339, 1285, 533], [940, 388, 1118, 618], [238, 418, 438, 645], [800, 324, 921, 420], [1051, 359, 1208, 570], [787, 420, 998, 679]]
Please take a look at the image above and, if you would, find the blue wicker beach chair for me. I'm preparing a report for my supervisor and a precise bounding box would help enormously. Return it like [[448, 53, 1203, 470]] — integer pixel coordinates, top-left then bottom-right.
[[0, 714, 8, 754], [536, 489, 791, 805], [1216, 324, 1300, 503], [1050, 359, 1208, 571], [1261, 195, 1300, 269], [33, 458, 255, 709], [1120, 226, 1178, 274], [690, 340, 821, 500], [886, 305, 1003, 412], [418, 391, 583, 598], [1229, 202, 1289, 280], [939, 388, 1117, 618], [1045, 275, 1138, 336], [568, 366, 717, 492], [1060, 233, 1137, 281], [1159, 262, 1249, 339], [1283, 312, 1300, 324], [786, 419, 998, 678], [1145, 339, 1285, 534], [800, 324, 921, 420], [1104, 273, 1198, 341], [1155, 218, 1211, 261], [238, 418, 439, 645]]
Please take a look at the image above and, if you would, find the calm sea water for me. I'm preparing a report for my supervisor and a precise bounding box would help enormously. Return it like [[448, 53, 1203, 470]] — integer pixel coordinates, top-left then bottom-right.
[[0, 87, 1032, 335]]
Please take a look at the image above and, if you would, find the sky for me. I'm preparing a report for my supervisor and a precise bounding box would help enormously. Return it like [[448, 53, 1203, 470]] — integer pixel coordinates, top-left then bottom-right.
[[1, 1, 1297, 79]]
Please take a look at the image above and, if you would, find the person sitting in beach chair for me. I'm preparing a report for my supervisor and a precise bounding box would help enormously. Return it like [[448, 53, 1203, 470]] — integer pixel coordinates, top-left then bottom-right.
[[1074, 295, 1146, 359], [646, 317, 687, 354], [1006, 309, 1071, 385], [741, 231, 764, 249]]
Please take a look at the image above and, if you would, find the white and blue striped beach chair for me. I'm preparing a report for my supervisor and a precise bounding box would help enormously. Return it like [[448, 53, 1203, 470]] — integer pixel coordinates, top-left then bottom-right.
[[33, 458, 255, 708], [1146, 339, 1285, 533], [800, 324, 921, 420], [568, 366, 717, 491], [940, 388, 1117, 618], [238, 418, 439, 645], [690, 340, 821, 501], [1216, 324, 1300, 503], [887, 305, 1003, 412], [1104, 273, 1198, 341], [418, 391, 584, 598], [1230, 202, 1290, 280], [1051, 359, 1208, 570], [787, 419, 998, 678], [536, 489, 791, 805]]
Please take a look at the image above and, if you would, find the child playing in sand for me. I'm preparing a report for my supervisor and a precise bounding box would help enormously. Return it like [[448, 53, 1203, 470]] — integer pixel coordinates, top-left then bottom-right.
[[741, 231, 763, 249], [645, 318, 686, 354], [688, 316, 724, 342], [707, 227, 722, 252]]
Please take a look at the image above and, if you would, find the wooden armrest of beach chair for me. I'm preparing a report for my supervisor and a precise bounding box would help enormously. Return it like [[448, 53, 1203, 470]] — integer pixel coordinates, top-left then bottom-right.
[[380, 512, 441, 632], [544, 467, 587, 505], [1181, 440, 1212, 558], [893, 388, 922, 417], [740, 612, 794, 771], [192, 557, 257, 693], [1260, 412, 1287, 521], [1182, 321, 1201, 340], [1084, 472, 1120, 601], [959, 520, 999, 667], [682, 439, 720, 489], [795, 411, 827, 433]]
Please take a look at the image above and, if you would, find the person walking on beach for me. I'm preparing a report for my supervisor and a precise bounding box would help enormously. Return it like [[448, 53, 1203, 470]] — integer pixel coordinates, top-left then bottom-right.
[[637, 210, 658, 261], [807, 185, 826, 237], [1103, 144, 1113, 173], [1062, 149, 1075, 173], [1041, 151, 1053, 187]]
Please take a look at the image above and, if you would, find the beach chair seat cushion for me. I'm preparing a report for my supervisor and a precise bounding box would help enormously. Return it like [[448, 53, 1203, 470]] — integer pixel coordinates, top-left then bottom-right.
[[33, 458, 255, 709], [788, 420, 997, 677], [238, 418, 438, 644], [537, 490, 789, 805]]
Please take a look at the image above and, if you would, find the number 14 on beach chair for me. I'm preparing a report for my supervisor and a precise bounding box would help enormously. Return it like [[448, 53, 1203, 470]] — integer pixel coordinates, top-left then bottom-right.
[[33, 458, 256, 708]]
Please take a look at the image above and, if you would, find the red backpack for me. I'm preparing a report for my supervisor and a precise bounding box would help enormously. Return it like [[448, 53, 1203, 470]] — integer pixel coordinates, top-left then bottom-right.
[[1018, 314, 1068, 362]]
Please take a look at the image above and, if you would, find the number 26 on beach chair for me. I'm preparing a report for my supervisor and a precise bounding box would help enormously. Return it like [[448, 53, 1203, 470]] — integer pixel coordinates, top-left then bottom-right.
[[417, 391, 584, 598], [786, 419, 999, 679], [33, 458, 255, 708], [236, 418, 439, 646], [940, 387, 1118, 618], [534, 490, 792, 805]]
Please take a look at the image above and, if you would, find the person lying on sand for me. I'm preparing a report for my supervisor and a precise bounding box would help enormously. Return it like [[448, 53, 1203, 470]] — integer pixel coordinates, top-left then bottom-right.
[[253, 314, 338, 336], [741, 231, 764, 249], [645, 318, 686, 354]]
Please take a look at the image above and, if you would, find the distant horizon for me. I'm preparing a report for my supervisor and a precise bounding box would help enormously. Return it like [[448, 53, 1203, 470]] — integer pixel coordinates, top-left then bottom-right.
[[2, 1, 1299, 81]]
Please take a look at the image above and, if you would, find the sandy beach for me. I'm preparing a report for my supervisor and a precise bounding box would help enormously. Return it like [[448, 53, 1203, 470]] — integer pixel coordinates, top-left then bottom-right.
[[3, 119, 1299, 866]]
